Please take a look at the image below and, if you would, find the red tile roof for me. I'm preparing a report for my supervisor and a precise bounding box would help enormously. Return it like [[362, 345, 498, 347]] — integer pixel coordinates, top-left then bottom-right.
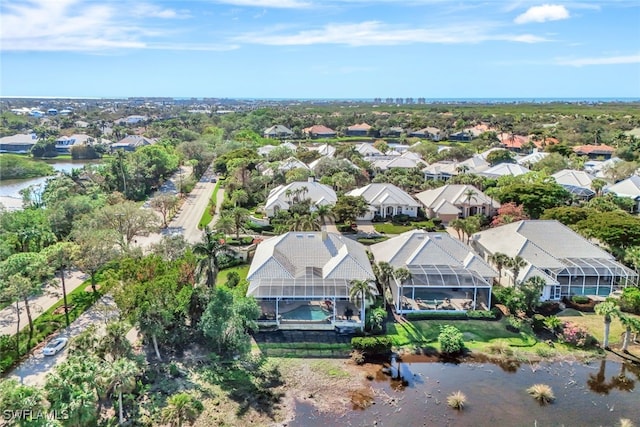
[[573, 144, 615, 154], [303, 125, 336, 135]]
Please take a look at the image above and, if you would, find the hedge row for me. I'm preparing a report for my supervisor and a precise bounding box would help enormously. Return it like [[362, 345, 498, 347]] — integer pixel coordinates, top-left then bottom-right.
[[351, 336, 393, 355], [405, 310, 498, 321]]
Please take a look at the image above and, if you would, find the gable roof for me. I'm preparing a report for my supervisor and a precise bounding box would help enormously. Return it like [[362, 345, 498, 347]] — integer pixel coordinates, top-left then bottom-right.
[[303, 125, 336, 136], [264, 125, 294, 136], [607, 175, 640, 198], [246, 232, 376, 298], [347, 123, 372, 131], [347, 183, 420, 208], [573, 144, 615, 155], [552, 169, 594, 188], [414, 184, 499, 210], [371, 156, 426, 170], [370, 230, 496, 278], [265, 180, 337, 211], [480, 163, 530, 178]]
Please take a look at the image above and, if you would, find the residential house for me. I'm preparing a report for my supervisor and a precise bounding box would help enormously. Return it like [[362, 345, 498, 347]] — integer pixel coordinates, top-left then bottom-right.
[[370, 230, 496, 313], [414, 184, 500, 224], [264, 125, 294, 139], [115, 115, 148, 125], [371, 154, 427, 172], [472, 220, 637, 300], [355, 143, 383, 158], [409, 127, 444, 141], [422, 156, 490, 181], [110, 135, 155, 151], [257, 142, 297, 157], [346, 183, 420, 220], [55, 134, 95, 154], [499, 134, 533, 153], [264, 178, 337, 218], [606, 175, 640, 212], [247, 231, 376, 329], [303, 125, 337, 139], [346, 123, 372, 137], [480, 163, 530, 178], [573, 144, 615, 160], [258, 156, 310, 177], [518, 151, 549, 167], [448, 131, 474, 142], [309, 143, 336, 158], [551, 169, 596, 200], [0, 133, 38, 154], [584, 157, 621, 179], [381, 127, 403, 138]]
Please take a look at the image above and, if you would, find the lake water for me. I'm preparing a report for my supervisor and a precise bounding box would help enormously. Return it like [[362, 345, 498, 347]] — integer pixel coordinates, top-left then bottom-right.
[[0, 160, 101, 210], [291, 358, 640, 427]]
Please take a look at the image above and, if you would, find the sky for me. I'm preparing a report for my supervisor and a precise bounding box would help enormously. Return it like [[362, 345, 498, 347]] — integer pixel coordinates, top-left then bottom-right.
[[1, 0, 639, 99]]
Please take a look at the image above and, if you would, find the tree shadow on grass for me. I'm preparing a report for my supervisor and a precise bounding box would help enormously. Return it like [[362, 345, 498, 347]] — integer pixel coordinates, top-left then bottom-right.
[[198, 355, 284, 418]]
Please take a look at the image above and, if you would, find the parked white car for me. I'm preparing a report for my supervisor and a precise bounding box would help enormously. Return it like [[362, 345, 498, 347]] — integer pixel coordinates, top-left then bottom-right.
[[42, 337, 68, 356]]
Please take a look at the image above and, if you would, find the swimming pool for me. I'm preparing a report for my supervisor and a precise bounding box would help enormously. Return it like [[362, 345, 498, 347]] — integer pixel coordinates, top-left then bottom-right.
[[281, 305, 331, 321]]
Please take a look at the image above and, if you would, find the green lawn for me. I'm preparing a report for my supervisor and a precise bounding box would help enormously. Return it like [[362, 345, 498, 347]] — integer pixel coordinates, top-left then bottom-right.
[[216, 265, 249, 286], [386, 318, 538, 351], [198, 180, 221, 229], [560, 312, 639, 347], [373, 223, 415, 234]]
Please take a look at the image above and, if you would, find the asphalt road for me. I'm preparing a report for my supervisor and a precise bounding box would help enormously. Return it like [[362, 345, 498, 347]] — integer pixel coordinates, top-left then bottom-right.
[[9, 295, 120, 387]]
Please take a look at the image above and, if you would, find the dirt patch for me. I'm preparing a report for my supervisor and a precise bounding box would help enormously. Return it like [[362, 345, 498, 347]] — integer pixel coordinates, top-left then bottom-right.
[[52, 305, 74, 315], [84, 285, 100, 293]]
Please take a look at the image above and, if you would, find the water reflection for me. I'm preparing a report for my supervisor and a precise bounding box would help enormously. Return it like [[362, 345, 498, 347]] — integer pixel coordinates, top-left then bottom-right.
[[587, 359, 638, 394]]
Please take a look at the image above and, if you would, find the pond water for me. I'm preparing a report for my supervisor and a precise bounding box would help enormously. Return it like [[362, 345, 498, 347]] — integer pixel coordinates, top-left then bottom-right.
[[291, 358, 640, 427], [0, 160, 101, 209]]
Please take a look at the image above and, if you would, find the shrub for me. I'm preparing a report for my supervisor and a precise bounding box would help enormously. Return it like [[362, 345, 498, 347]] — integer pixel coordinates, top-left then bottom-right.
[[531, 314, 546, 332], [559, 321, 591, 347], [619, 287, 640, 314], [406, 311, 467, 321], [467, 310, 497, 320], [438, 325, 464, 355], [537, 301, 561, 316], [391, 214, 410, 224], [544, 315, 562, 333], [487, 340, 514, 356], [527, 384, 555, 405], [447, 391, 466, 410], [506, 316, 523, 333], [572, 295, 590, 304], [351, 336, 393, 356], [563, 296, 596, 312]]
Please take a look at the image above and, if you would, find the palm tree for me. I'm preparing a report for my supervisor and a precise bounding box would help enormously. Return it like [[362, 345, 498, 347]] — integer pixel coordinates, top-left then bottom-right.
[[314, 204, 336, 226], [618, 314, 640, 353], [229, 207, 250, 239], [463, 188, 478, 217], [230, 189, 249, 207], [507, 256, 528, 286], [161, 392, 204, 427], [594, 301, 620, 349], [449, 218, 465, 241], [106, 358, 140, 425], [349, 279, 376, 331], [43, 242, 79, 328], [193, 226, 234, 288], [489, 252, 510, 285], [394, 267, 412, 311], [99, 321, 133, 361], [591, 178, 607, 197]]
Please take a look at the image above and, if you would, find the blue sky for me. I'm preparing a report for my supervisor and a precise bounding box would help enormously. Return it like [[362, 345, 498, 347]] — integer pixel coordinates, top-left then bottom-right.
[[1, 0, 639, 98]]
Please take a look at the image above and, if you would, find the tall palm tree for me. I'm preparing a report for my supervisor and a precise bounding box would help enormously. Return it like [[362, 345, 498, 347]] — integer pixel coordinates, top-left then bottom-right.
[[229, 207, 250, 239], [618, 314, 640, 353], [449, 218, 465, 241], [489, 252, 510, 285], [314, 204, 336, 226], [594, 301, 620, 349], [591, 178, 607, 197], [106, 358, 140, 426], [99, 321, 133, 361], [394, 267, 412, 311], [43, 242, 79, 328], [507, 256, 527, 286], [349, 279, 376, 331], [193, 226, 234, 288], [214, 212, 235, 236], [161, 392, 204, 427], [463, 188, 478, 217]]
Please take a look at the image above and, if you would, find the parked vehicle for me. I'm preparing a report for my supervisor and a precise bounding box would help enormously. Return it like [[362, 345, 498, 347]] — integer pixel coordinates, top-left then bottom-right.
[[42, 337, 68, 356]]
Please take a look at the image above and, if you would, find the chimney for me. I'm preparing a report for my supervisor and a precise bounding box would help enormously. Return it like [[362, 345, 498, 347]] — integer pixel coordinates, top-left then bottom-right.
[[321, 225, 328, 240], [308, 175, 315, 183]]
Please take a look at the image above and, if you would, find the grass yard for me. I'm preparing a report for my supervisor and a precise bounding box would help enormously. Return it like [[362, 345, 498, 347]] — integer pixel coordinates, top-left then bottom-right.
[[198, 180, 221, 229], [373, 223, 415, 234], [560, 312, 638, 347], [386, 318, 538, 352], [216, 265, 250, 286]]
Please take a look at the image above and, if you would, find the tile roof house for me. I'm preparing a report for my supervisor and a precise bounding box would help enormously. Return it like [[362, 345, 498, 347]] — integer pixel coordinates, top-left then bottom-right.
[[471, 220, 637, 300], [551, 169, 596, 200], [414, 184, 500, 224], [355, 143, 383, 158], [264, 178, 337, 217], [573, 144, 615, 159], [0, 133, 38, 154], [370, 230, 496, 312], [517, 151, 549, 167], [346, 183, 420, 220], [264, 125, 294, 139], [303, 125, 337, 139], [409, 127, 444, 141], [346, 123, 372, 136], [247, 231, 376, 329], [605, 175, 640, 212]]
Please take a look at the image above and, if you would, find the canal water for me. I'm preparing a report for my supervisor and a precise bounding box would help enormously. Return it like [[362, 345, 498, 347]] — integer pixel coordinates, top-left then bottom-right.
[[0, 160, 100, 210], [291, 358, 640, 427]]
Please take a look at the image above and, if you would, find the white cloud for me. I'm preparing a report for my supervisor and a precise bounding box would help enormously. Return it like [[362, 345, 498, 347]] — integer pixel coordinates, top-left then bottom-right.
[[131, 3, 191, 19], [557, 53, 640, 67], [234, 21, 548, 46], [515, 4, 570, 24], [213, 0, 311, 8]]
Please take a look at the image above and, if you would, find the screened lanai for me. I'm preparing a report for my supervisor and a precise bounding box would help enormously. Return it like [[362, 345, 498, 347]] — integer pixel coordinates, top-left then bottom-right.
[[550, 257, 638, 298], [391, 264, 494, 313]]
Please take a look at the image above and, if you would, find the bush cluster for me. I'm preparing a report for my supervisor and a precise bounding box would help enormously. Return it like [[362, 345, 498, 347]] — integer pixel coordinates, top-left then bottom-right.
[[558, 321, 592, 347], [438, 325, 465, 355], [351, 336, 393, 356]]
